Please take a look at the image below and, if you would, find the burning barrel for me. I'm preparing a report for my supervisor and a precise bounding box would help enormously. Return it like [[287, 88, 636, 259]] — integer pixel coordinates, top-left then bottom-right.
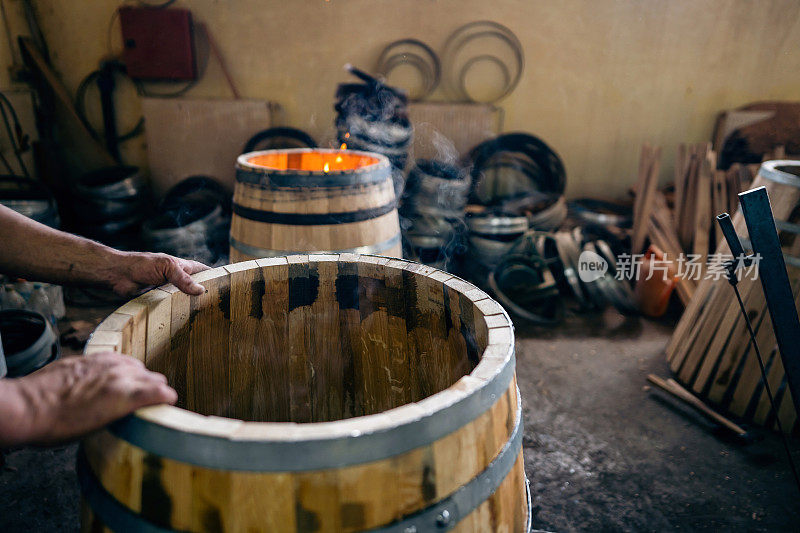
[[229, 149, 402, 261], [79, 255, 529, 531]]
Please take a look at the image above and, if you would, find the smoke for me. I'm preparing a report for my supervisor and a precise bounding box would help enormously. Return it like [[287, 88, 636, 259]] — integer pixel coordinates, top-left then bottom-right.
[[431, 129, 459, 166]]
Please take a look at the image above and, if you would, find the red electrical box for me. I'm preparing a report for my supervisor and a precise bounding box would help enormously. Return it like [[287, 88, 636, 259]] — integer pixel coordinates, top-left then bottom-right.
[[119, 7, 196, 81]]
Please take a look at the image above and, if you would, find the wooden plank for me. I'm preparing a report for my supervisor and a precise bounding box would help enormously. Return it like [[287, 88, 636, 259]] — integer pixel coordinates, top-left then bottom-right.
[[308, 254, 344, 421], [138, 289, 172, 369], [255, 257, 291, 421], [674, 143, 689, 231], [632, 144, 661, 254], [384, 259, 414, 409], [355, 255, 394, 415], [646, 375, 746, 435], [93, 313, 133, 356], [648, 192, 695, 306], [186, 267, 231, 417], [225, 260, 262, 420], [336, 254, 361, 418], [114, 299, 149, 362], [407, 102, 499, 161], [286, 255, 313, 423], [692, 276, 762, 396], [691, 149, 713, 264], [423, 269, 457, 395], [141, 97, 276, 195]]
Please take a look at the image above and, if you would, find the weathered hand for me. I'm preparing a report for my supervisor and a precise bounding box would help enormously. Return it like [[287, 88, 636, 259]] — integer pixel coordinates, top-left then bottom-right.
[[107, 252, 208, 297], [0, 352, 177, 447]]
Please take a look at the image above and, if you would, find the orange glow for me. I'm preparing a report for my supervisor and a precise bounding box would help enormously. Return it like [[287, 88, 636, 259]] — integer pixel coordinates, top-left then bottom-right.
[[246, 150, 380, 172], [344, 132, 350, 139], [340, 143, 347, 150]]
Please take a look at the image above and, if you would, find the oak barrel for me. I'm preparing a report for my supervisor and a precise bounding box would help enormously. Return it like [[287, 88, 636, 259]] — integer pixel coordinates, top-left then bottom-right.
[[667, 160, 800, 433], [229, 149, 402, 261], [80, 255, 529, 532]]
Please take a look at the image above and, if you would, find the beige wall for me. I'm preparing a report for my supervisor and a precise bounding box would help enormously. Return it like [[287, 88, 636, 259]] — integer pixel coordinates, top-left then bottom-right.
[[3, 0, 800, 196]]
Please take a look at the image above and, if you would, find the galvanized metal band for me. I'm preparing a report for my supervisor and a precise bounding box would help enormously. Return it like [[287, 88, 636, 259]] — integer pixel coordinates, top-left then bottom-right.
[[79, 387, 524, 533], [775, 219, 800, 235], [229, 233, 401, 259], [231, 201, 396, 225], [371, 388, 523, 532], [108, 350, 515, 472], [0, 310, 59, 377], [759, 160, 800, 189], [467, 215, 529, 235]]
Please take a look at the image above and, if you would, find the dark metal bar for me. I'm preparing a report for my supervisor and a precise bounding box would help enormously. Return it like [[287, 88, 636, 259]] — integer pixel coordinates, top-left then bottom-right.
[[738, 186, 800, 418], [716, 213, 745, 259]]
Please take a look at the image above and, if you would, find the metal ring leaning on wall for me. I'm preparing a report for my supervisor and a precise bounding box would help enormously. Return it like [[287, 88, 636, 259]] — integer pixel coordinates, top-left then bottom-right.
[[442, 21, 524, 104], [376, 38, 441, 101]]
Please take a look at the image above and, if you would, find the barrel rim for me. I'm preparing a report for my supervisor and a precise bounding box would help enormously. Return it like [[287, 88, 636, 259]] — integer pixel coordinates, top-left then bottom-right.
[[760, 159, 800, 188], [85, 254, 516, 470], [237, 148, 391, 175]]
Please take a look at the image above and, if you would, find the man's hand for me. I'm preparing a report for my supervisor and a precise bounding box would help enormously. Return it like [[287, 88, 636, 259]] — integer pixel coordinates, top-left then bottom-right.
[[0, 353, 177, 447], [106, 251, 208, 297], [0, 205, 209, 296]]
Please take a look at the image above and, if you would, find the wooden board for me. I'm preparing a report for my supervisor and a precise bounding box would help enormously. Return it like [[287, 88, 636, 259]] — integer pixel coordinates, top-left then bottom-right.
[[407, 102, 499, 161], [667, 164, 800, 433], [141, 97, 277, 195]]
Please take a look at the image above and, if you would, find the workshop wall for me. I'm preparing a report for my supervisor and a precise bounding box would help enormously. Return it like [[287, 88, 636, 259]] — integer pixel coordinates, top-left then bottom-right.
[[3, 0, 800, 197]]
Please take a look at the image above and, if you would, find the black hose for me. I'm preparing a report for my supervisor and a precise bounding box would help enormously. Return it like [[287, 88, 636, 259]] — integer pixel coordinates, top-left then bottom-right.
[[75, 65, 144, 145], [466, 132, 566, 205]]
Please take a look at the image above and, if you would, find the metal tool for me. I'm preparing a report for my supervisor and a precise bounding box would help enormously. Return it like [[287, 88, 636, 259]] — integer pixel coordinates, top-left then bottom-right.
[[717, 186, 800, 495]]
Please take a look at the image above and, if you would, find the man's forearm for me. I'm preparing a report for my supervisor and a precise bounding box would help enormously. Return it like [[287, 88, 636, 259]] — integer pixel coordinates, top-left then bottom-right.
[[0, 379, 35, 448], [0, 204, 123, 288]]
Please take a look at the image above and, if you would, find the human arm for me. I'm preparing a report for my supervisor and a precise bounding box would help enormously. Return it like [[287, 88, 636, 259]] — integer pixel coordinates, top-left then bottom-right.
[[0, 204, 206, 296]]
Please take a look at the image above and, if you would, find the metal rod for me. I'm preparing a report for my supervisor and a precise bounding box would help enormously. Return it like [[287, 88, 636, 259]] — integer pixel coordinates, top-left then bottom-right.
[[738, 186, 800, 418]]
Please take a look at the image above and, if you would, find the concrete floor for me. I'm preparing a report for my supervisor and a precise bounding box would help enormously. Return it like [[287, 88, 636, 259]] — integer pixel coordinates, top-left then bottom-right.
[[1, 307, 799, 532]]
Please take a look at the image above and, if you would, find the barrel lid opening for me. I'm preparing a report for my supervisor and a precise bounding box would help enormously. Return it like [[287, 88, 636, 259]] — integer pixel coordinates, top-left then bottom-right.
[[240, 148, 384, 174], [760, 160, 800, 188], [774, 164, 800, 177], [86, 255, 515, 453]]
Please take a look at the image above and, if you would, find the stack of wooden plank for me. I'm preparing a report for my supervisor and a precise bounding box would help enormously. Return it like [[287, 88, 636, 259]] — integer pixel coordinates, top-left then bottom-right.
[[630, 143, 783, 305], [665, 165, 800, 433]]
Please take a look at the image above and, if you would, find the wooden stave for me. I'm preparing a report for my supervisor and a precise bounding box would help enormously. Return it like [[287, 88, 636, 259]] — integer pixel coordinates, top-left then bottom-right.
[[80, 452, 527, 533], [81, 255, 528, 531], [230, 150, 401, 260], [666, 160, 800, 432], [78, 387, 525, 532]]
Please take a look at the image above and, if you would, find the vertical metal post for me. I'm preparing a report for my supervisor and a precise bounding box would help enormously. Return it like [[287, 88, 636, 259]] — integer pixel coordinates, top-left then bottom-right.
[[739, 186, 800, 416]]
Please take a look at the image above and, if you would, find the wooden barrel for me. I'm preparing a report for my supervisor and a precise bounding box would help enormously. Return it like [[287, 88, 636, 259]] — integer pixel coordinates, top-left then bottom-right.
[[229, 149, 402, 261], [667, 160, 800, 433], [80, 254, 529, 532]]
